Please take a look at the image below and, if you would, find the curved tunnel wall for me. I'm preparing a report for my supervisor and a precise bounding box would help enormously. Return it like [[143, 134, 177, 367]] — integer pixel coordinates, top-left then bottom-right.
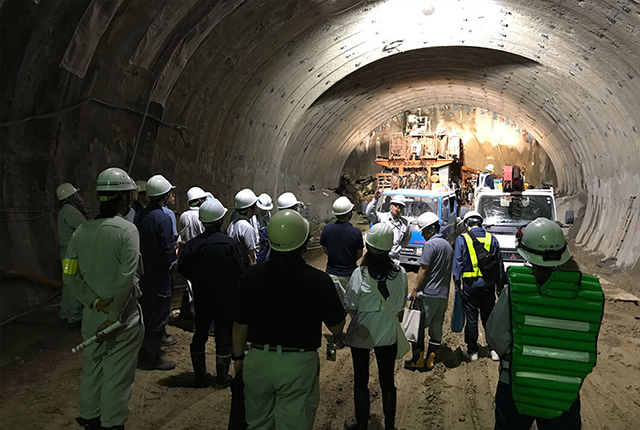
[[1, 0, 639, 316]]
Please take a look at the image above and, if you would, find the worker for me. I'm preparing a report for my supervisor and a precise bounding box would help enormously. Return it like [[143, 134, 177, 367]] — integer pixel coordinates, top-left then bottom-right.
[[227, 188, 259, 267], [63, 167, 143, 430], [487, 218, 603, 430], [123, 179, 138, 223], [232, 210, 346, 430], [178, 198, 245, 389], [364, 189, 411, 265], [453, 211, 503, 362], [252, 193, 273, 263], [133, 180, 149, 212], [176, 186, 208, 324], [343, 223, 408, 430], [320, 196, 364, 301], [405, 211, 453, 371], [476, 164, 495, 190], [134, 174, 177, 371], [56, 182, 87, 328], [276, 191, 302, 212]]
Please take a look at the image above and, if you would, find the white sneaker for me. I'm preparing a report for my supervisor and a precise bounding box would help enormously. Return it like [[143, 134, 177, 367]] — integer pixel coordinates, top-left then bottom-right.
[[462, 350, 479, 362], [490, 350, 500, 361]]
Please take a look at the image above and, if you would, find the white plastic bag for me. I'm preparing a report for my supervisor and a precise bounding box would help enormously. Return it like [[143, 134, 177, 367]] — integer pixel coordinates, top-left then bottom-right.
[[401, 308, 421, 343]]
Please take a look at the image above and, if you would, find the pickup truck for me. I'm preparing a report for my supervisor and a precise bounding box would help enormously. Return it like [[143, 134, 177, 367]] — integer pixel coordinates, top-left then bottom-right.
[[371, 189, 464, 268], [472, 187, 574, 268]]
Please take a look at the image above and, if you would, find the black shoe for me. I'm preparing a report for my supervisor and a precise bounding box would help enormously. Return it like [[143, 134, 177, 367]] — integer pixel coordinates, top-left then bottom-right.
[[76, 416, 101, 430], [137, 357, 176, 371], [161, 334, 177, 347]]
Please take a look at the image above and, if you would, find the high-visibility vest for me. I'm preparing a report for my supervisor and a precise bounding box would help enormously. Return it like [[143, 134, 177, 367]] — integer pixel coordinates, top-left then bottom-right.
[[508, 265, 604, 419], [461, 232, 492, 278]]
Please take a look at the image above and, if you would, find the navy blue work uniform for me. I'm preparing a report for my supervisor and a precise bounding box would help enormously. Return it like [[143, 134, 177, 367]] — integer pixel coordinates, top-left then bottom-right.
[[452, 227, 504, 354], [178, 226, 245, 357], [477, 171, 495, 189], [134, 202, 176, 363], [320, 221, 364, 276]]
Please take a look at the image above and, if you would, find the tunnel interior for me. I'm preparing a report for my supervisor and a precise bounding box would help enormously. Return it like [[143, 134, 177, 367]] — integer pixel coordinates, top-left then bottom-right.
[[1, 0, 640, 319]]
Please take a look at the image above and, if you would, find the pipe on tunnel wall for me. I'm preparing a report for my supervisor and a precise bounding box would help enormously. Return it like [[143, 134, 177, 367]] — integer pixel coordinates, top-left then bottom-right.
[[1, 0, 639, 319]]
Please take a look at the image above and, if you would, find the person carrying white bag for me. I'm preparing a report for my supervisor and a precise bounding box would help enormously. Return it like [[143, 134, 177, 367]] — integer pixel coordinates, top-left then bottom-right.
[[404, 212, 454, 372], [343, 223, 409, 430]]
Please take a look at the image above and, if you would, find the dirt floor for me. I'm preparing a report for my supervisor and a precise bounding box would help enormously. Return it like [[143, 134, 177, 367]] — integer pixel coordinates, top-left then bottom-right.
[[2, 234, 640, 429]]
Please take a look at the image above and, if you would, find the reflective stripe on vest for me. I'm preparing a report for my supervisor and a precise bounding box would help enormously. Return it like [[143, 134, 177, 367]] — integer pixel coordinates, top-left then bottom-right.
[[461, 232, 492, 278], [508, 265, 604, 419]]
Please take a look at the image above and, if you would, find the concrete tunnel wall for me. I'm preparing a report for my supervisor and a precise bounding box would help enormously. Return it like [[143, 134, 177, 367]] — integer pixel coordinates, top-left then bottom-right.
[[1, 0, 639, 318]]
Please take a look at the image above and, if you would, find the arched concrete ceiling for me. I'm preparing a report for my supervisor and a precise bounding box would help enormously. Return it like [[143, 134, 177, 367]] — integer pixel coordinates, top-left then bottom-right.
[[1, 0, 639, 281]]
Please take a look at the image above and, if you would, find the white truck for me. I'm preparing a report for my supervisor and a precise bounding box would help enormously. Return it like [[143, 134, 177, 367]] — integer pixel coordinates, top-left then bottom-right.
[[472, 187, 574, 268]]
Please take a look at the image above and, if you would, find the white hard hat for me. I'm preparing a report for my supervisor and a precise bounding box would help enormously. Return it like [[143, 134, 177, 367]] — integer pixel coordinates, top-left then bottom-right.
[[463, 210, 483, 224], [199, 198, 228, 223], [187, 186, 207, 202], [332, 196, 354, 216], [277, 192, 301, 210], [256, 193, 274, 211], [96, 168, 136, 193], [516, 218, 571, 267], [146, 174, 175, 197], [135, 180, 147, 192], [416, 212, 440, 230], [56, 183, 79, 201], [235, 188, 258, 209], [390, 195, 407, 207], [365, 223, 394, 252], [268, 209, 310, 252], [485, 164, 495, 172]]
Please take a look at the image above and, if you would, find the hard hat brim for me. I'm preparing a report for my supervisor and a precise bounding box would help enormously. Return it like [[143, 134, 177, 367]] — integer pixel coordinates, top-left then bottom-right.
[[517, 246, 571, 267], [332, 203, 354, 216], [257, 202, 274, 211]]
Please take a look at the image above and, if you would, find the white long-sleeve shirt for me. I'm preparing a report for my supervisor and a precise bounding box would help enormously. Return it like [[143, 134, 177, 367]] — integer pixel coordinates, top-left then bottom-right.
[[343, 266, 408, 349], [57, 204, 86, 260], [365, 198, 411, 262], [179, 207, 205, 243]]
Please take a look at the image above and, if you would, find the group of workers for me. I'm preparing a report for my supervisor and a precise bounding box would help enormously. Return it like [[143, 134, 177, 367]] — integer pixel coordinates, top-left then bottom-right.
[[57, 167, 603, 430]]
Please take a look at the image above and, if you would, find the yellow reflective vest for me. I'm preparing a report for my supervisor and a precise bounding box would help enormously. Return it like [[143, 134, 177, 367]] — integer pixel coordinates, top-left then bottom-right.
[[461, 232, 492, 278]]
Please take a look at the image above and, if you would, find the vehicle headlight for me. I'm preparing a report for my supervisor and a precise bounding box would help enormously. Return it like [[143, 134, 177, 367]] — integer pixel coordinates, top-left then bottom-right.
[[416, 247, 423, 257]]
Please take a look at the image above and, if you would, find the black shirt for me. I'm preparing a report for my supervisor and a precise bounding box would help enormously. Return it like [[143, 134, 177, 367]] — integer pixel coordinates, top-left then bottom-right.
[[178, 227, 245, 299], [233, 252, 347, 350], [320, 221, 364, 277]]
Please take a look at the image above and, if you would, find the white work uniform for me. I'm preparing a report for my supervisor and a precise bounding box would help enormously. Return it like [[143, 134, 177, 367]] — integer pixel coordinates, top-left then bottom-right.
[[179, 207, 205, 243], [58, 203, 86, 323], [124, 207, 135, 223], [343, 266, 408, 348], [227, 212, 257, 265], [365, 199, 411, 264], [63, 215, 143, 428], [178, 207, 205, 303]]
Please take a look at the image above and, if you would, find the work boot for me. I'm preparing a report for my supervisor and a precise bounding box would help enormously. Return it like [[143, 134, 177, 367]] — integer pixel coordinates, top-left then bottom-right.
[[404, 350, 425, 370], [344, 388, 369, 430], [138, 332, 176, 370], [213, 356, 232, 389], [381, 388, 398, 430], [76, 417, 101, 430], [191, 351, 212, 388], [162, 333, 177, 347]]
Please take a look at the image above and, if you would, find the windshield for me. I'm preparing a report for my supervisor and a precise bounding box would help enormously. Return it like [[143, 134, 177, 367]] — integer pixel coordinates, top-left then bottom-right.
[[477, 195, 554, 226], [378, 195, 440, 218]]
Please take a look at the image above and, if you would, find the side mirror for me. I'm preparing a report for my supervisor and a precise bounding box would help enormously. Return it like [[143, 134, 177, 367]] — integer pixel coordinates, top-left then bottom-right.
[[564, 210, 575, 225], [459, 207, 468, 219]]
